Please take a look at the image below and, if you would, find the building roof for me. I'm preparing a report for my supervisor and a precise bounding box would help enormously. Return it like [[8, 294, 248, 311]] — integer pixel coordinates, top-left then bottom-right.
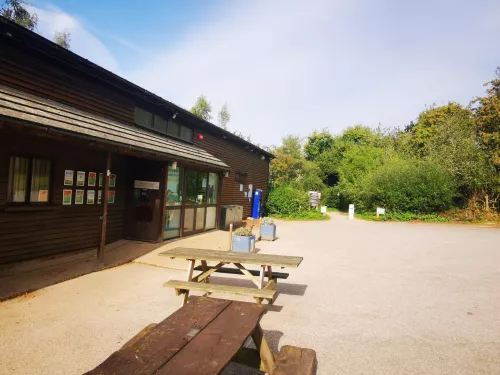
[[0, 16, 273, 160], [0, 84, 230, 169]]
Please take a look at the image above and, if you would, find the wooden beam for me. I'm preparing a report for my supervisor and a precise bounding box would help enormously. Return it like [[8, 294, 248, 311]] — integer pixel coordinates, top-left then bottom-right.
[[181, 260, 195, 306], [251, 323, 275, 374], [234, 263, 261, 288], [97, 151, 111, 263]]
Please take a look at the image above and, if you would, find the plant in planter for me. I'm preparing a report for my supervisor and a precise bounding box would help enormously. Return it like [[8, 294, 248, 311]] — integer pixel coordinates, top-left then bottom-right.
[[232, 227, 256, 253], [260, 217, 277, 241]]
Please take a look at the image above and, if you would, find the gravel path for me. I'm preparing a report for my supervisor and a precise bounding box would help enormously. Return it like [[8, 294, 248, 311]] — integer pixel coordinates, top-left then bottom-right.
[[0, 213, 499, 374]]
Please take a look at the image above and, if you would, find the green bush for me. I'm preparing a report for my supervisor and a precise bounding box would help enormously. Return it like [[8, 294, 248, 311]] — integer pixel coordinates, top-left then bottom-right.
[[274, 210, 330, 220], [233, 227, 253, 236], [321, 186, 340, 209], [361, 159, 457, 213], [356, 211, 450, 222], [267, 185, 309, 216]]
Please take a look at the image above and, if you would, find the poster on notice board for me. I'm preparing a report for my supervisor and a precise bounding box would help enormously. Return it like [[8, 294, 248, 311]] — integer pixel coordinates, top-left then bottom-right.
[[75, 189, 84, 204], [62, 189, 72, 205], [64, 170, 74, 186], [76, 171, 85, 187]]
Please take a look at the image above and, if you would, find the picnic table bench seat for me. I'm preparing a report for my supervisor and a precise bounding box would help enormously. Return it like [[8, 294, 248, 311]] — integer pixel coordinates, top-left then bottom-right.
[[164, 279, 276, 304], [193, 265, 289, 279], [273, 345, 317, 375]]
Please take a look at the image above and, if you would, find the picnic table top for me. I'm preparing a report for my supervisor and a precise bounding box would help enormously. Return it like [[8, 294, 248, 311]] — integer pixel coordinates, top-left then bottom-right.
[[84, 297, 267, 375], [159, 247, 303, 268]]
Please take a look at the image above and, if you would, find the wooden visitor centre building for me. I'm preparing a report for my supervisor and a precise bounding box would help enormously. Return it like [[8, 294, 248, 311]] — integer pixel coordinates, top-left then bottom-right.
[[0, 17, 272, 265]]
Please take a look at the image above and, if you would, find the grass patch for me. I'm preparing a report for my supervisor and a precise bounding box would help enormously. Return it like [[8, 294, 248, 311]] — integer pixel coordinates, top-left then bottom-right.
[[273, 210, 330, 221]]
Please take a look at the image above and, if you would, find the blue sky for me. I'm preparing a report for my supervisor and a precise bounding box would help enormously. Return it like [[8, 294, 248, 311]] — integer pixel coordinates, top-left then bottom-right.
[[29, 0, 500, 146]]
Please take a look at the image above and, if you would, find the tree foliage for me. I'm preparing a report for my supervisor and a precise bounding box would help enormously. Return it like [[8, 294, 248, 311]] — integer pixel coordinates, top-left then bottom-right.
[[190, 95, 212, 121], [474, 68, 500, 166], [267, 67, 500, 216], [1, 0, 38, 31], [54, 28, 71, 49], [217, 102, 230, 130], [304, 129, 333, 161]]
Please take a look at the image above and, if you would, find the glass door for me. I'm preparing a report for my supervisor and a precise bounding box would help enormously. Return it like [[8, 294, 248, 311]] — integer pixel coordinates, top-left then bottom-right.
[[205, 172, 219, 230], [164, 167, 183, 240], [183, 170, 208, 234]]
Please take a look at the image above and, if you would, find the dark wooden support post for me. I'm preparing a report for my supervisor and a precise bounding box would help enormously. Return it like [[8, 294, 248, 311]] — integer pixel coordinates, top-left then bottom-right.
[[158, 165, 169, 242], [180, 168, 187, 238], [98, 151, 111, 263], [216, 171, 223, 229]]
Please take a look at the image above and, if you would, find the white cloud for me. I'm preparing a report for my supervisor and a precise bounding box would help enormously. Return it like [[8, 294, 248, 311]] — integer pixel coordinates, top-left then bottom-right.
[[29, 5, 119, 74], [125, 0, 500, 146]]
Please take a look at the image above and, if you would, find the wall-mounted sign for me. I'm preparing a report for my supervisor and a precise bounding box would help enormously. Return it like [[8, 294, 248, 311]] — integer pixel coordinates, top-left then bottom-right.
[[75, 189, 84, 204], [87, 190, 95, 204], [376, 207, 386, 215], [109, 174, 116, 188], [64, 170, 74, 186], [76, 171, 85, 187], [108, 190, 115, 204], [134, 180, 160, 190], [88, 172, 96, 187], [63, 189, 72, 205]]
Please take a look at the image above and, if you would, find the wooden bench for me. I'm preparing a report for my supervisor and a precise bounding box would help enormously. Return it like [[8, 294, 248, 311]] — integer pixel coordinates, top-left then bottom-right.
[[273, 345, 317, 375], [164, 279, 276, 304], [193, 265, 289, 280]]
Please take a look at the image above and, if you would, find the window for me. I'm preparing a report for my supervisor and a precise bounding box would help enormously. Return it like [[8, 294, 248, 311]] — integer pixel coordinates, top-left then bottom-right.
[[166, 167, 183, 206], [179, 125, 193, 142], [166, 120, 193, 142], [134, 107, 153, 128], [235, 171, 248, 184], [153, 115, 167, 133], [8, 156, 51, 203], [134, 107, 194, 142], [167, 121, 180, 137], [207, 172, 218, 204]]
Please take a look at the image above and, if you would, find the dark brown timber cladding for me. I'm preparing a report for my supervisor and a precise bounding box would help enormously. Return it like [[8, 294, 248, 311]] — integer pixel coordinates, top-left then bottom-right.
[[0, 43, 135, 126], [0, 132, 126, 264], [194, 132, 269, 219]]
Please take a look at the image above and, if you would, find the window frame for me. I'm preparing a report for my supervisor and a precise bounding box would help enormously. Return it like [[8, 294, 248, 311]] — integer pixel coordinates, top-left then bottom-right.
[[133, 106, 194, 143], [7, 155, 53, 205]]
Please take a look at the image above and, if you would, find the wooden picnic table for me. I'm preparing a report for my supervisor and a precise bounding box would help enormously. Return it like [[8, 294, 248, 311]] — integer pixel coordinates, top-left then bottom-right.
[[159, 247, 303, 305], [84, 297, 274, 375]]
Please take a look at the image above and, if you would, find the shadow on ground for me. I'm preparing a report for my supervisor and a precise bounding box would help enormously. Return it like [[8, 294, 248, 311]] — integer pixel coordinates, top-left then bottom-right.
[[0, 240, 163, 301]]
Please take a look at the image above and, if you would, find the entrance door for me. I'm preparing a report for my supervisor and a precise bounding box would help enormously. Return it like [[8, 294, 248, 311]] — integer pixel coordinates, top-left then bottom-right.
[[183, 169, 208, 235]]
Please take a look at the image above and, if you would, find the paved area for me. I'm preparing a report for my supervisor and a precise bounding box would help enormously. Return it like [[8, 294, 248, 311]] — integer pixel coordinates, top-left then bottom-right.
[[0, 213, 499, 374]]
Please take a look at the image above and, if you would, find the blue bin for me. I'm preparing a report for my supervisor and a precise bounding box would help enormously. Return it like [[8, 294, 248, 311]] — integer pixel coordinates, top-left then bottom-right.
[[260, 225, 276, 241], [232, 235, 256, 252]]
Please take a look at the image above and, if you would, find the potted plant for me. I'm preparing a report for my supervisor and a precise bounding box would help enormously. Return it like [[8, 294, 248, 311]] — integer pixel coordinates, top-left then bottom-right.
[[232, 227, 256, 253], [260, 217, 277, 241]]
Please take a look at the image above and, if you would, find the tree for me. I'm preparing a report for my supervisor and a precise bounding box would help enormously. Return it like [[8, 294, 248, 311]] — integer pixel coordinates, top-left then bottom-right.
[[304, 129, 334, 161], [474, 67, 500, 167], [1, 0, 38, 31], [54, 29, 71, 49], [269, 135, 306, 186], [217, 102, 230, 129], [190, 95, 212, 121], [412, 103, 472, 155]]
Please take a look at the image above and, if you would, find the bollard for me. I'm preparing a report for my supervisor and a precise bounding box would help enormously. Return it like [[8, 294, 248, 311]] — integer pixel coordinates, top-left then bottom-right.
[[229, 223, 233, 251]]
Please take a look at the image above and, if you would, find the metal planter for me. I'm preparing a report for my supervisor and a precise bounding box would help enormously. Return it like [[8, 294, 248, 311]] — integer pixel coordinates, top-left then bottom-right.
[[232, 235, 256, 253], [260, 225, 277, 241]]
